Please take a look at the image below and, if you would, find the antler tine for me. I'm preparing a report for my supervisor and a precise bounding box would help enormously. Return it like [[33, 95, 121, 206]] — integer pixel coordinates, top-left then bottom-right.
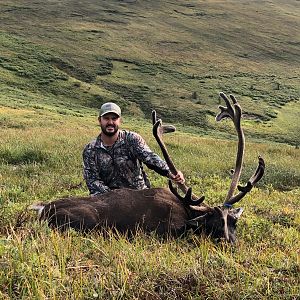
[[216, 92, 235, 122], [224, 156, 265, 206], [152, 110, 157, 126], [152, 110, 180, 176], [152, 110, 203, 201], [168, 180, 205, 206], [152, 118, 177, 175], [247, 156, 265, 186], [152, 110, 176, 135]]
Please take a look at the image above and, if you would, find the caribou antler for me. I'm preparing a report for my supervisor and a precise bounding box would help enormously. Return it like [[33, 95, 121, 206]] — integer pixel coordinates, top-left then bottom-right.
[[152, 110, 205, 204], [224, 156, 265, 206], [168, 180, 205, 206], [216, 92, 244, 202], [216, 93, 265, 206]]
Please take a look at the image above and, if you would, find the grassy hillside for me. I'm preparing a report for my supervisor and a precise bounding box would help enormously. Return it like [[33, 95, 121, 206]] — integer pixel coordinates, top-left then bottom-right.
[[0, 1, 300, 299], [0, 0, 299, 144]]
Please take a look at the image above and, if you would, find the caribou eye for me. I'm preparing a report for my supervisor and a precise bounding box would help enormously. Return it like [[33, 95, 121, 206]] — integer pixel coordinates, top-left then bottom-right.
[[228, 215, 237, 225]]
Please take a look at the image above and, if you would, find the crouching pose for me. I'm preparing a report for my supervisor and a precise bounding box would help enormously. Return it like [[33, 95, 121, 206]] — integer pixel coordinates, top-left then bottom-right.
[[83, 102, 185, 195]]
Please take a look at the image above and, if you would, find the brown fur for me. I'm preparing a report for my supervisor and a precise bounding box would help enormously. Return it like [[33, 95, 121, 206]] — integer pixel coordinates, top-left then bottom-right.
[[36, 187, 244, 243], [40, 188, 189, 235]]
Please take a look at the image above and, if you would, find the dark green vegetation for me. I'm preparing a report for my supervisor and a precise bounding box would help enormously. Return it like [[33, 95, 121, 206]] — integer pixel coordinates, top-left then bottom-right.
[[0, 0, 299, 299]]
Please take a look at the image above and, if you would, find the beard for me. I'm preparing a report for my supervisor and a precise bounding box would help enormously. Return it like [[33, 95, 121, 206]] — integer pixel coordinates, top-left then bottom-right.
[[101, 124, 119, 137]]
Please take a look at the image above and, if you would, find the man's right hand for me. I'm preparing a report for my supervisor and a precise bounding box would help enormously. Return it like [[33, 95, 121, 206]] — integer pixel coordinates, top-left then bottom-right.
[[168, 171, 185, 185]]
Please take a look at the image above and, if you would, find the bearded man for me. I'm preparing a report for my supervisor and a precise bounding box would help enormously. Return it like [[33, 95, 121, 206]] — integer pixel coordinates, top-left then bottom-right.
[[83, 102, 185, 195]]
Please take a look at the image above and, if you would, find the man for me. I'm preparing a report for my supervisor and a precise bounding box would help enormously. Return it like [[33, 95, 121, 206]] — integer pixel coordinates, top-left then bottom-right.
[[83, 102, 185, 195]]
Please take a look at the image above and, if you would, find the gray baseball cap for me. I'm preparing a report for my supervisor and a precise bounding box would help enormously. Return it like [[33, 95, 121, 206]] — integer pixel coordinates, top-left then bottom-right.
[[99, 102, 121, 117]]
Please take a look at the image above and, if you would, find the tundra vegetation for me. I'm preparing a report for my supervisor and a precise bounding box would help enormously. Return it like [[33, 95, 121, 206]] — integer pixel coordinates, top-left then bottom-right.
[[0, 0, 299, 299]]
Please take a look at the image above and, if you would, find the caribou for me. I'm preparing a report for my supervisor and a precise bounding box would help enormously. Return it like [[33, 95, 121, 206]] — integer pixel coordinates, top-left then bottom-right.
[[31, 93, 265, 243]]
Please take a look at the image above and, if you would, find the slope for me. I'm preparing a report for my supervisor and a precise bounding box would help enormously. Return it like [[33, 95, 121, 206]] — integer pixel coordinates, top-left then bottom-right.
[[0, 0, 299, 144]]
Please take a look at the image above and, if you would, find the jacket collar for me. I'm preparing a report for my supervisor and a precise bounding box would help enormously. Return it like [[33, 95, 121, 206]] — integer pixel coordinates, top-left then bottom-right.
[[94, 130, 126, 149]]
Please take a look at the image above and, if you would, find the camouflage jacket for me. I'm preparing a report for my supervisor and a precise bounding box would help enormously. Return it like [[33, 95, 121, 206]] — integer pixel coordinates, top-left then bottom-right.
[[83, 130, 170, 195]]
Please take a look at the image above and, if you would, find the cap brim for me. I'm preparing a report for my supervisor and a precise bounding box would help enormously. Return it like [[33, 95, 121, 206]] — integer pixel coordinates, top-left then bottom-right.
[[100, 110, 121, 117]]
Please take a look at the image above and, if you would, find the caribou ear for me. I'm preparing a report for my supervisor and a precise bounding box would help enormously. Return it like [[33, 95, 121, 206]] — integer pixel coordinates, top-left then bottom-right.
[[230, 207, 244, 219]]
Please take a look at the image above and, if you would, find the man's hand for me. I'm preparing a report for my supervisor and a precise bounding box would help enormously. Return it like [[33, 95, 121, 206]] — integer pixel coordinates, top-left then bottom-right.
[[168, 171, 185, 184]]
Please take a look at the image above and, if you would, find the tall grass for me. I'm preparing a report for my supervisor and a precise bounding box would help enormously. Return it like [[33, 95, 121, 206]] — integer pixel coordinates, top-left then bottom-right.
[[0, 106, 299, 299]]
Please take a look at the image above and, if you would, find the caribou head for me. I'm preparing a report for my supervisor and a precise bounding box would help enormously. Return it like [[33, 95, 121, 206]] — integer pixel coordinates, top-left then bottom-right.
[[152, 92, 265, 243], [31, 93, 264, 244]]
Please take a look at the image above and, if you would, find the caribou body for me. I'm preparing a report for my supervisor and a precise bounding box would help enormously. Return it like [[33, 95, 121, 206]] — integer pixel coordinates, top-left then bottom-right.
[[31, 93, 265, 243]]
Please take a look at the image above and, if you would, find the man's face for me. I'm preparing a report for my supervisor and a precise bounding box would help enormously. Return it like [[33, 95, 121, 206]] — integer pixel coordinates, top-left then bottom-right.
[[99, 113, 121, 137]]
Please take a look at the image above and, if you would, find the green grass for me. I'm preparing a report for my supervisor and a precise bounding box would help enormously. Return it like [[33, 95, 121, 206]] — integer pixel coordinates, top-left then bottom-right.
[[0, 106, 299, 299], [2, 225, 298, 299], [0, 0, 300, 298]]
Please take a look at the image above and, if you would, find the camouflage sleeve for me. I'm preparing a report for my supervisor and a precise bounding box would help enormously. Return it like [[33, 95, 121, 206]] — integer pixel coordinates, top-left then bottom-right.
[[82, 144, 111, 195], [127, 132, 170, 177]]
